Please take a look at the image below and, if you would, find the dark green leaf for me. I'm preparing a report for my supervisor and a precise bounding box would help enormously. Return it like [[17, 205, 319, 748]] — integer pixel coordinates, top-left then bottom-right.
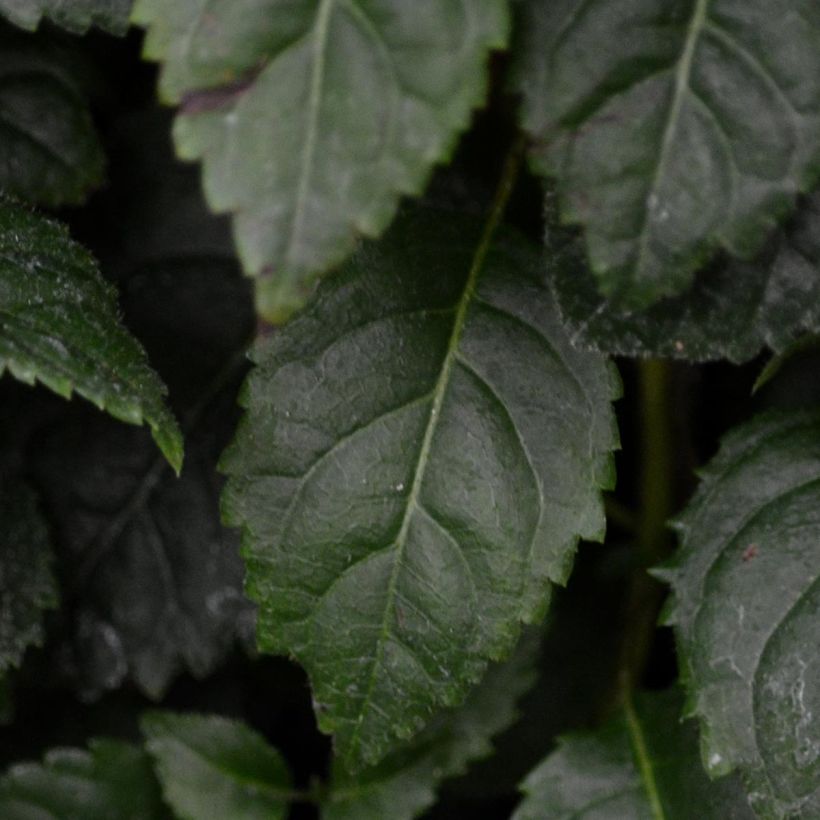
[[661, 412, 820, 817], [222, 208, 619, 767], [0, 482, 56, 672], [0, 739, 167, 819], [513, 689, 753, 819], [512, 0, 820, 309], [0, 200, 182, 471], [546, 192, 820, 363], [0, 28, 104, 206], [142, 712, 292, 820], [131, 0, 509, 321], [0, 0, 131, 34], [323, 629, 539, 820]]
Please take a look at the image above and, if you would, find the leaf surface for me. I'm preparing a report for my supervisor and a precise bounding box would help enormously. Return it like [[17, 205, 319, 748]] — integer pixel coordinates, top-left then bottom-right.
[[0, 200, 181, 470], [131, 0, 509, 321], [0, 0, 131, 33], [662, 412, 820, 817], [222, 208, 619, 767], [513, 689, 753, 819], [0, 482, 56, 673], [143, 712, 291, 820], [513, 0, 820, 309]]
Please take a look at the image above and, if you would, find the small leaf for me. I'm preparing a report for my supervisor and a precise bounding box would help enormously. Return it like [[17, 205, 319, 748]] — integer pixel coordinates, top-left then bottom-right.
[[0, 0, 131, 34], [0, 482, 57, 672], [0, 738, 167, 819], [0, 200, 181, 471], [142, 712, 292, 820], [0, 28, 105, 206], [512, 0, 820, 309], [513, 689, 754, 819], [662, 411, 820, 817], [323, 629, 539, 820], [547, 192, 820, 363], [222, 208, 619, 767], [131, 0, 509, 321]]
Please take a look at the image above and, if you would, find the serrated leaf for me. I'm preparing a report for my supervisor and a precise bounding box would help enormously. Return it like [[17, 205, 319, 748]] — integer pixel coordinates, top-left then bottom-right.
[[0, 28, 105, 206], [131, 0, 509, 321], [323, 629, 539, 820], [0, 482, 57, 672], [0, 0, 131, 34], [142, 712, 292, 820], [662, 411, 820, 818], [512, 0, 820, 309], [221, 208, 619, 767], [547, 191, 820, 364], [513, 688, 753, 819], [0, 738, 167, 819], [0, 200, 181, 471]]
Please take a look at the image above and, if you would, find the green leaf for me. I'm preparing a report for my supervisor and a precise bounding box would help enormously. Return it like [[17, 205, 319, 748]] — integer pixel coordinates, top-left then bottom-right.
[[0, 0, 131, 34], [0, 200, 182, 471], [661, 411, 820, 817], [130, 0, 509, 322], [546, 191, 820, 363], [142, 712, 292, 820], [221, 207, 619, 767], [512, 0, 820, 309], [323, 628, 539, 820], [0, 739, 167, 819], [0, 482, 57, 673], [513, 688, 754, 820], [0, 28, 105, 206]]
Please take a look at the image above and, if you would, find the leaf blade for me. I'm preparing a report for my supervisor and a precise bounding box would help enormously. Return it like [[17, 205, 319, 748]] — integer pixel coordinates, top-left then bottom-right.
[[0, 0, 132, 33]]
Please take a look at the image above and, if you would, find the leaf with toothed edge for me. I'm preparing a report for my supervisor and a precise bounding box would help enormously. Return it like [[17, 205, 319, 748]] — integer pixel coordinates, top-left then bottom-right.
[[0, 0, 132, 33], [221, 207, 619, 768], [511, 0, 820, 310], [131, 0, 509, 322], [0, 200, 181, 471], [659, 411, 820, 818]]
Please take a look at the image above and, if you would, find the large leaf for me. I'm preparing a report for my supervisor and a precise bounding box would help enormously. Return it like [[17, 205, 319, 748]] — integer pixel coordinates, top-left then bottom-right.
[[0, 0, 131, 34], [512, 0, 820, 309], [547, 191, 820, 363], [0, 28, 104, 206], [221, 207, 619, 767], [142, 712, 292, 820], [0, 739, 167, 819], [0, 200, 181, 470], [0, 482, 57, 673], [513, 689, 753, 819], [323, 629, 538, 820], [131, 0, 509, 321], [660, 412, 820, 817]]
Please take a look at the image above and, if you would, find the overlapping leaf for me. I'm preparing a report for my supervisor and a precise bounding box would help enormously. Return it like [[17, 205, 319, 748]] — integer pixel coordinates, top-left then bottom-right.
[[222, 208, 619, 767], [131, 0, 509, 321], [0, 200, 181, 469], [513, 689, 753, 819], [513, 0, 820, 309], [0, 0, 131, 34], [661, 412, 820, 817], [143, 712, 291, 820], [547, 191, 820, 363]]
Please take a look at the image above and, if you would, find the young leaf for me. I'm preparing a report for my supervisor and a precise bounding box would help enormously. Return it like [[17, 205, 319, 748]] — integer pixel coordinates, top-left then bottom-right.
[[512, 0, 820, 309], [221, 207, 620, 767], [0, 29, 105, 206], [131, 0, 509, 321], [0, 0, 131, 34], [661, 412, 820, 817], [513, 689, 753, 819], [547, 192, 820, 363], [0, 482, 57, 672], [142, 712, 292, 820], [323, 629, 539, 820], [0, 200, 181, 471], [0, 739, 167, 819]]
